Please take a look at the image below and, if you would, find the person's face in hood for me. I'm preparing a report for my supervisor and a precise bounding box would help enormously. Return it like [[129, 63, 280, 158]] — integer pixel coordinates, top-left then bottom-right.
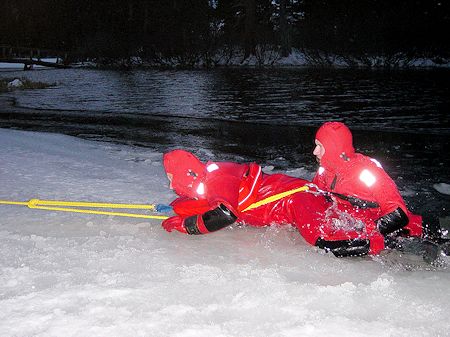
[[314, 122, 355, 168], [313, 139, 325, 162], [163, 150, 206, 198]]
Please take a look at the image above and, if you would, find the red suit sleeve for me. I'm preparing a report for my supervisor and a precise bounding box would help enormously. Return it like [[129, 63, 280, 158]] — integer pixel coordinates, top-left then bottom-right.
[[170, 197, 211, 216]]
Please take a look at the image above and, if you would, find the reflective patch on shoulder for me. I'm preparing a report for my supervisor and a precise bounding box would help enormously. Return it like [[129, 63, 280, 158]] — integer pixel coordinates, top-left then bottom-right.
[[207, 163, 219, 172], [318, 166, 325, 175], [359, 169, 376, 187], [196, 182, 205, 195], [370, 158, 382, 168]]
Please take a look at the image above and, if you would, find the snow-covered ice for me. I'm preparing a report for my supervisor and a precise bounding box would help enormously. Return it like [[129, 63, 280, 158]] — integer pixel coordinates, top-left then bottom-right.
[[1, 128, 449, 337], [0, 58, 62, 70], [6, 78, 24, 88]]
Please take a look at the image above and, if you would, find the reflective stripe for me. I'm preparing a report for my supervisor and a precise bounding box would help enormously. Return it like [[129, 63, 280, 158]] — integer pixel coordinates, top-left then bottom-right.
[[370, 158, 382, 168], [359, 169, 376, 187], [196, 182, 205, 195], [238, 165, 262, 207], [206, 163, 219, 172]]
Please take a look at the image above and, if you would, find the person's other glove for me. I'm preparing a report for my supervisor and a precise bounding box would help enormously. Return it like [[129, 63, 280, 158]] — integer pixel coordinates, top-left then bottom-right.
[[162, 216, 187, 233], [376, 207, 408, 236]]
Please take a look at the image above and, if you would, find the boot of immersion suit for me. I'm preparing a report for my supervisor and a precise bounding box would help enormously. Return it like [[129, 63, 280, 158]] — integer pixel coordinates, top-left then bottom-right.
[[440, 241, 450, 256], [437, 217, 450, 256], [421, 213, 441, 239], [422, 216, 450, 255], [439, 216, 450, 239], [384, 236, 441, 263]]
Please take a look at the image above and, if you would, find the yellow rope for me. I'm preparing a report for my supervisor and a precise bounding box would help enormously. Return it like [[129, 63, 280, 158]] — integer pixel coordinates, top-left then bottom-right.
[[242, 185, 309, 212], [26, 199, 156, 210], [28, 205, 168, 220], [0, 198, 166, 220], [0, 200, 29, 206], [0, 185, 309, 220]]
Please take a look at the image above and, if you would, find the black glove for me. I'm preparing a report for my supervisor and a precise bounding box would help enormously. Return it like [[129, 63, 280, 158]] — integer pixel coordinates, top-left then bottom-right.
[[184, 204, 237, 235], [315, 238, 370, 257], [376, 207, 408, 236]]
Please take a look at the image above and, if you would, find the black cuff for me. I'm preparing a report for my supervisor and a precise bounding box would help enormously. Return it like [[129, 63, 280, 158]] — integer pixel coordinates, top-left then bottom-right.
[[184, 204, 237, 235], [315, 238, 370, 257], [202, 204, 237, 232], [184, 216, 203, 235], [377, 207, 408, 236]]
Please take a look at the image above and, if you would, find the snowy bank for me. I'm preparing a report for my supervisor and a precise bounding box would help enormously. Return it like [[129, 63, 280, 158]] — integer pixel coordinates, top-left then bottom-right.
[[3, 51, 448, 69], [0, 128, 449, 337]]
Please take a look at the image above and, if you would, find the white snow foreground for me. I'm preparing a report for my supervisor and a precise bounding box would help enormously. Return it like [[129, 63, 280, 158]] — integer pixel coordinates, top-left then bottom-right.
[[0, 128, 449, 337]]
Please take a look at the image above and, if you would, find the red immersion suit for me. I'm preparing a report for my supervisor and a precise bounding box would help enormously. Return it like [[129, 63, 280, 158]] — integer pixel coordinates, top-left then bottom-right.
[[162, 149, 412, 256], [312, 122, 423, 253]]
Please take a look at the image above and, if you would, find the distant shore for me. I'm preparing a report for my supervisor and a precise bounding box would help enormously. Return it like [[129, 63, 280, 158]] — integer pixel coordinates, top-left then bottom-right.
[[2, 51, 450, 71]]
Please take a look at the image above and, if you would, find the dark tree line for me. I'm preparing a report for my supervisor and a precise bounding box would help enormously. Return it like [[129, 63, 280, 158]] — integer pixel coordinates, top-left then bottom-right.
[[1, 0, 449, 67]]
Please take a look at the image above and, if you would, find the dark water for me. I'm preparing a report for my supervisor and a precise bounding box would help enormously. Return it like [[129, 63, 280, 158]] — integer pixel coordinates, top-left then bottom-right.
[[0, 67, 449, 215], [1, 68, 450, 133]]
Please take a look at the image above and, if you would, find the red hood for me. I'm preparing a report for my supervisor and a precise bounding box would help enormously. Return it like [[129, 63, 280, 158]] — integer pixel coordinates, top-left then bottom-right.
[[316, 122, 355, 169], [163, 150, 206, 197]]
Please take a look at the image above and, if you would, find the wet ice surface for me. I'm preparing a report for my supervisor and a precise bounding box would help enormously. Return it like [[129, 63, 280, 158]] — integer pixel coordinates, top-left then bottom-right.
[[1, 129, 449, 337]]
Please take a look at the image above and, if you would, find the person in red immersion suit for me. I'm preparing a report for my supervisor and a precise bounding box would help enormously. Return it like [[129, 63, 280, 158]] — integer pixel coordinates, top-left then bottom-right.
[[312, 121, 424, 254], [161, 149, 393, 257]]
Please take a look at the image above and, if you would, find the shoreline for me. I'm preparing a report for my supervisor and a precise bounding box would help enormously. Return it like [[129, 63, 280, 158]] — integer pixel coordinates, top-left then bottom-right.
[[2, 55, 450, 71]]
